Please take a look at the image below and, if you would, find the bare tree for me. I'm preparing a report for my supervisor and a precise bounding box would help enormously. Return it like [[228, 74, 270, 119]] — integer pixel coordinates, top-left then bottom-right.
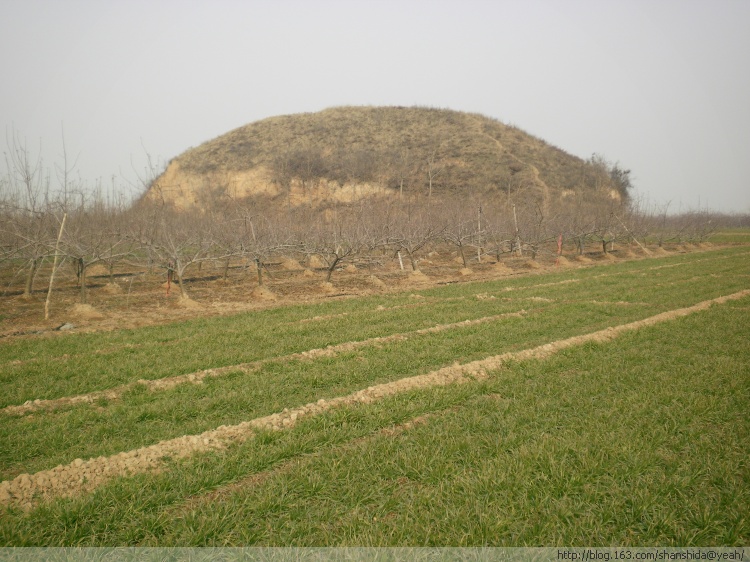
[[133, 205, 216, 300], [3, 130, 54, 297], [62, 197, 133, 304], [389, 205, 442, 271], [426, 150, 444, 199]]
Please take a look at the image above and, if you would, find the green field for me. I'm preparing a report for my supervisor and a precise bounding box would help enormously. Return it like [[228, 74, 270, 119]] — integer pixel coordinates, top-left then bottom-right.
[[709, 228, 750, 244], [1, 246, 749, 546]]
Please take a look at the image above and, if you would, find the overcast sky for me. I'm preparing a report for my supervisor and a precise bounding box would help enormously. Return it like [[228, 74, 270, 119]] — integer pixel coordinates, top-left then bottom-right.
[[2, 0, 748, 213]]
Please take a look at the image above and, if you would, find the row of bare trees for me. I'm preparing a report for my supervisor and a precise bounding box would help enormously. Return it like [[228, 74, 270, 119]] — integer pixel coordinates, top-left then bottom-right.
[[1, 132, 741, 308], [1, 186, 734, 302]]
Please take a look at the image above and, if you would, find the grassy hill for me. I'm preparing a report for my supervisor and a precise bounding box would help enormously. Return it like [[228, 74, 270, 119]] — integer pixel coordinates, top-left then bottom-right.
[[146, 106, 627, 209]]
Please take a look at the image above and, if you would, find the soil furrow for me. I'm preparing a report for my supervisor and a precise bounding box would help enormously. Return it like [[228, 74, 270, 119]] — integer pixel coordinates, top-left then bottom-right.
[[2, 289, 747, 511], [2, 310, 529, 416]]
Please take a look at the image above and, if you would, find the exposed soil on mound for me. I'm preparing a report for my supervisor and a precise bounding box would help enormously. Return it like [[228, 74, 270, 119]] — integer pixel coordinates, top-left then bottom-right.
[[279, 257, 300, 270], [319, 282, 336, 294], [175, 296, 203, 309], [368, 275, 386, 289], [69, 304, 105, 320], [307, 255, 326, 269], [493, 262, 513, 274], [251, 286, 277, 301], [102, 282, 123, 294]]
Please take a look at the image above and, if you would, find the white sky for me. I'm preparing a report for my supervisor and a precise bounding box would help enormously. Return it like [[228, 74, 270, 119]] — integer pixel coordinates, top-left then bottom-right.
[[2, 0, 749, 212]]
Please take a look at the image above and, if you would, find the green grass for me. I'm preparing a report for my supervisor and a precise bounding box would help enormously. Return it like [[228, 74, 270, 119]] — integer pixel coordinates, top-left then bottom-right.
[[709, 228, 750, 244], [0, 246, 749, 545]]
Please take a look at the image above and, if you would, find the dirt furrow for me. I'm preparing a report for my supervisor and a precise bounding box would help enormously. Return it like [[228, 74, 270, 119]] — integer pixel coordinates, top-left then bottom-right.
[[2, 310, 528, 416], [2, 289, 747, 510]]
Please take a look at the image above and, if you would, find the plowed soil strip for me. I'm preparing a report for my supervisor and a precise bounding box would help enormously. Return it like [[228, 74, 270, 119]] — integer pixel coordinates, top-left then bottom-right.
[[2, 310, 528, 416], [2, 289, 747, 511]]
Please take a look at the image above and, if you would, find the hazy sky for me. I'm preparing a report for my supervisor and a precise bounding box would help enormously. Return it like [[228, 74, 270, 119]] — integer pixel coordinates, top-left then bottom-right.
[[2, 0, 748, 212]]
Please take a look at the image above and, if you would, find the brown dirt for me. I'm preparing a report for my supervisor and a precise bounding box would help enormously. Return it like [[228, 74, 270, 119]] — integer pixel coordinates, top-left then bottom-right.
[[2, 289, 748, 510], [251, 286, 277, 301], [319, 282, 336, 294], [574, 255, 592, 263], [522, 260, 541, 269], [308, 255, 326, 269], [175, 296, 203, 309], [368, 275, 386, 289], [458, 268, 473, 276], [69, 304, 105, 320], [102, 283, 123, 294], [279, 257, 301, 270], [87, 264, 109, 277], [493, 262, 513, 274]]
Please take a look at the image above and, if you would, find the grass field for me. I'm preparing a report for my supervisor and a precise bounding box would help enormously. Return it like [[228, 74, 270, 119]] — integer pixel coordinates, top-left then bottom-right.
[[1, 246, 748, 546], [710, 228, 750, 244]]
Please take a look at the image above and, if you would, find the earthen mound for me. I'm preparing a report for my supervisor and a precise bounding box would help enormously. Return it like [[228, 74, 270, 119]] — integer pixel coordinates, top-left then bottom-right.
[[69, 304, 105, 320], [251, 286, 277, 301]]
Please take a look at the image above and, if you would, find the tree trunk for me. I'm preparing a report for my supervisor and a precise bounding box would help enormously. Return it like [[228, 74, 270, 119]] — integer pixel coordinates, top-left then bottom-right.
[[458, 245, 467, 267], [175, 264, 188, 299], [406, 250, 418, 271], [24, 257, 39, 298], [325, 257, 340, 283], [223, 257, 231, 281], [255, 258, 263, 287], [79, 264, 88, 304]]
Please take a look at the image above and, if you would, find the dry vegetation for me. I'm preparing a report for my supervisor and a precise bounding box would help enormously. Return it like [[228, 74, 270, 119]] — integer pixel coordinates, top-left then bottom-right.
[[146, 106, 633, 209]]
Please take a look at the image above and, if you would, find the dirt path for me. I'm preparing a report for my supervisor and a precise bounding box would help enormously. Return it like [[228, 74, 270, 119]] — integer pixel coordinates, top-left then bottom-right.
[[2, 310, 529, 416], [2, 289, 748, 511]]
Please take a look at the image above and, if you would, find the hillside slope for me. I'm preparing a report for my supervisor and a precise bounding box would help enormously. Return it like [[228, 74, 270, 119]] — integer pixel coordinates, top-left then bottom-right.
[[145, 106, 625, 209]]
